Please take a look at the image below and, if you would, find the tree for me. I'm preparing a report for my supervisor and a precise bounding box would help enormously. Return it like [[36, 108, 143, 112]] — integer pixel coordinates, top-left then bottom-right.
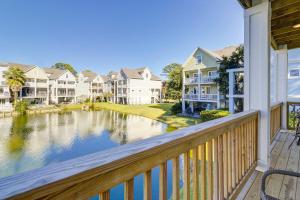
[[52, 63, 77, 75], [214, 45, 244, 109], [162, 63, 183, 101], [4, 67, 26, 106]]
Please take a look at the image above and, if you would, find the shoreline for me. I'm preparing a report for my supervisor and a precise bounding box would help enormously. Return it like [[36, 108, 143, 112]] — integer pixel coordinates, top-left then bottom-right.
[[0, 102, 201, 128]]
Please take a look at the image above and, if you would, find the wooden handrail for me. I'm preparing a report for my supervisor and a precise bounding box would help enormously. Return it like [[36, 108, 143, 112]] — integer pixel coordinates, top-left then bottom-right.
[[270, 102, 283, 111], [0, 110, 259, 200], [270, 102, 282, 142]]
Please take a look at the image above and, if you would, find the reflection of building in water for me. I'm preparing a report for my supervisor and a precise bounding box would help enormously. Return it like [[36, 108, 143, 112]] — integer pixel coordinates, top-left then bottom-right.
[[0, 110, 167, 178]]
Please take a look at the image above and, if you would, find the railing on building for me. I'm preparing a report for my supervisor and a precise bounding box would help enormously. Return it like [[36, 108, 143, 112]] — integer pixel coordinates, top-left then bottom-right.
[[184, 77, 199, 84], [0, 110, 259, 200], [287, 101, 300, 130], [200, 75, 218, 83], [200, 94, 218, 101], [184, 94, 198, 100], [270, 102, 282, 142]]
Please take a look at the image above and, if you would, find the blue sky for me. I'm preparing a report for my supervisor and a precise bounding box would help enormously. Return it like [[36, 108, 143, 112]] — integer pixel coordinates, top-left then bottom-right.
[[0, 0, 244, 76]]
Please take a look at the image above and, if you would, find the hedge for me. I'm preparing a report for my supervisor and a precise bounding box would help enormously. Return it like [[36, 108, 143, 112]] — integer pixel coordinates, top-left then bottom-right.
[[200, 110, 230, 122]]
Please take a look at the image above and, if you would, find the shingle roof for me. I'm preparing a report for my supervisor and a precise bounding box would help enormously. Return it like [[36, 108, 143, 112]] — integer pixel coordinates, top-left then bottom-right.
[[121, 67, 161, 81], [44, 68, 66, 79], [81, 70, 97, 77], [0, 62, 35, 72], [121, 68, 142, 79], [150, 73, 161, 81], [213, 45, 240, 58]]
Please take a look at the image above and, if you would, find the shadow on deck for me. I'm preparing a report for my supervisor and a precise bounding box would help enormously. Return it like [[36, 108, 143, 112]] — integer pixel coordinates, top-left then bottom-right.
[[243, 130, 300, 200]]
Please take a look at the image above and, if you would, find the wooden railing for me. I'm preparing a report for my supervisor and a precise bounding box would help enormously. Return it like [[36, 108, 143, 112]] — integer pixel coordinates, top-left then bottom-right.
[[0, 110, 259, 200], [270, 102, 282, 142]]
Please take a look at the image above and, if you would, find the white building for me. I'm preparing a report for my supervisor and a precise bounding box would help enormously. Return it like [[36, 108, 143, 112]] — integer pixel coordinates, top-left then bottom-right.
[[0, 63, 50, 105], [77, 71, 105, 102], [116, 67, 161, 105], [182, 46, 238, 113], [44, 68, 77, 104], [0, 64, 12, 111], [104, 71, 119, 103]]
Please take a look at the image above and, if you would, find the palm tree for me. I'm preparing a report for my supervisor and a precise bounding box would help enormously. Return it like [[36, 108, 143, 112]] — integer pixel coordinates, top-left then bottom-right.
[[4, 66, 26, 106]]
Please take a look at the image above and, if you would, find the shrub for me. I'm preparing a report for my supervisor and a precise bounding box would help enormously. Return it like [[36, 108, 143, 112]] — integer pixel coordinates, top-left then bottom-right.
[[200, 110, 230, 122], [170, 102, 182, 114], [15, 100, 29, 115]]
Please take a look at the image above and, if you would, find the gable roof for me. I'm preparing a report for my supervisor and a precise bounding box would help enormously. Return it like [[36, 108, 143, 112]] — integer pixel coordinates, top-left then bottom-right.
[[44, 68, 67, 79], [0, 62, 36, 72], [121, 68, 142, 79], [150, 73, 161, 81], [121, 67, 161, 81], [213, 45, 240, 58]]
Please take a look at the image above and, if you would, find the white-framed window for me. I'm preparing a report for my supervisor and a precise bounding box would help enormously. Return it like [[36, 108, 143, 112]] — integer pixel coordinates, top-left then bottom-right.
[[196, 55, 202, 64], [193, 73, 198, 78], [289, 69, 300, 78]]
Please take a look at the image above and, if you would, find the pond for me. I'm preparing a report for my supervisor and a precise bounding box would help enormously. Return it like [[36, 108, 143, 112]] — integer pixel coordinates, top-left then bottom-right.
[[0, 110, 181, 199]]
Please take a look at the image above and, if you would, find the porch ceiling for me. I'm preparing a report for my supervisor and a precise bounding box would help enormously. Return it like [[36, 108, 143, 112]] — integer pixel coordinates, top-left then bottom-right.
[[238, 0, 300, 50]]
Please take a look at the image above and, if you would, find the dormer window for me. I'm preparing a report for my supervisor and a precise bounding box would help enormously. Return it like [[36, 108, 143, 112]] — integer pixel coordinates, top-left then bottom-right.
[[196, 55, 203, 64], [146, 73, 149, 79]]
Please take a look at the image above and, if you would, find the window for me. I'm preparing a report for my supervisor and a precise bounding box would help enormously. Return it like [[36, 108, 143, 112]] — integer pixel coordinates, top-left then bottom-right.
[[196, 55, 202, 64], [146, 73, 148, 79], [290, 69, 300, 78]]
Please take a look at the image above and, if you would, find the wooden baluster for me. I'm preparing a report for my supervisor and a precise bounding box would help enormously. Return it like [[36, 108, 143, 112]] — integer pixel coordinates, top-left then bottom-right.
[[192, 147, 199, 200], [223, 133, 228, 199], [232, 128, 236, 188], [254, 119, 257, 161], [255, 118, 258, 161], [144, 170, 152, 200], [183, 151, 190, 200], [207, 140, 213, 200], [99, 190, 110, 200], [200, 143, 207, 200], [213, 138, 219, 200], [235, 127, 239, 184], [159, 162, 167, 200], [218, 136, 224, 200], [227, 130, 232, 195], [245, 122, 249, 171], [172, 156, 180, 200], [242, 124, 245, 176], [249, 121, 254, 166], [124, 178, 134, 200], [238, 126, 242, 181]]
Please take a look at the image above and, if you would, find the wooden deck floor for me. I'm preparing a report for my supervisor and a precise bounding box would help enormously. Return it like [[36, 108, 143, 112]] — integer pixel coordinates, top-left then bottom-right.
[[243, 131, 300, 200]]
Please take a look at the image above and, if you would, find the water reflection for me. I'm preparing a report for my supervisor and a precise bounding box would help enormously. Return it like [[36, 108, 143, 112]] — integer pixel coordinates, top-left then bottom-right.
[[0, 110, 168, 178]]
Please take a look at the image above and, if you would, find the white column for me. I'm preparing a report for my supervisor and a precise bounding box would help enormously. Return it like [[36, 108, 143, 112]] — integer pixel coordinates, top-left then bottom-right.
[[229, 71, 235, 113], [198, 69, 201, 101], [276, 45, 288, 130], [244, 1, 271, 171], [190, 102, 194, 113]]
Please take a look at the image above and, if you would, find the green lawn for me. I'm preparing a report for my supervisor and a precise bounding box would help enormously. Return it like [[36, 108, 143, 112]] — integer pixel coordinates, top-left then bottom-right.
[[63, 102, 201, 129]]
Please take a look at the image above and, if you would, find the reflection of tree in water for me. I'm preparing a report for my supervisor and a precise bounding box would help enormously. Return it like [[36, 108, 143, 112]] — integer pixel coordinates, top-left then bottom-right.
[[107, 111, 128, 144], [7, 115, 33, 154]]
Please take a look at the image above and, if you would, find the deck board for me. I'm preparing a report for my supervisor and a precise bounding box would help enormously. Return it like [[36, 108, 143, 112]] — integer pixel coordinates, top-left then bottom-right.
[[243, 131, 300, 200]]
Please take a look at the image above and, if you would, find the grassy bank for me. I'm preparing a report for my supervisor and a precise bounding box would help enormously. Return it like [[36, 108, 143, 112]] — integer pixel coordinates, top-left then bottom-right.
[[63, 102, 201, 128]]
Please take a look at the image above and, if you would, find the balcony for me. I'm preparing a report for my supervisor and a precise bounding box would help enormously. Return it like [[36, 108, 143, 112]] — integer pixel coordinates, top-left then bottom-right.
[[200, 75, 218, 84], [0, 110, 260, 200], [200, 94, 218, 101], [184, 93, 198, 100], [184, 77, 199, 84]]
